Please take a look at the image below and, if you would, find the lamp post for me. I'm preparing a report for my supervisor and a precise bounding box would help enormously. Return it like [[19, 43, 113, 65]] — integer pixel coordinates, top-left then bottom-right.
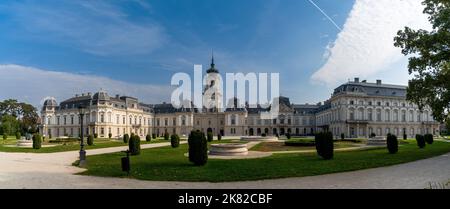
[[78, 105, 86, 167]]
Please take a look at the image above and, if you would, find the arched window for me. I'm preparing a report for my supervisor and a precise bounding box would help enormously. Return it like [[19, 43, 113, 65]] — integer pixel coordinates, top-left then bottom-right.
[[385, 110, 390, 122]]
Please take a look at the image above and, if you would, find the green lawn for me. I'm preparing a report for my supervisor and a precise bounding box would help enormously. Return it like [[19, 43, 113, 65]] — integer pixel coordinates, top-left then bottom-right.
[[78, 140, 450, 182], [250, 141, 358, 152], [0, 138, 170, 153]]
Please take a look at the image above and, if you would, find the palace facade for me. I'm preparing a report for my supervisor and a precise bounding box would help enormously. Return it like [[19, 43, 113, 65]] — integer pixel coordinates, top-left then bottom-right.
[[39, 61, 441, 139]]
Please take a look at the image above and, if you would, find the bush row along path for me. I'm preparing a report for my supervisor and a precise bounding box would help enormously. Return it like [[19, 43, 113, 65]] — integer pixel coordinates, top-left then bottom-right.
[[0, 140, 449, 189]]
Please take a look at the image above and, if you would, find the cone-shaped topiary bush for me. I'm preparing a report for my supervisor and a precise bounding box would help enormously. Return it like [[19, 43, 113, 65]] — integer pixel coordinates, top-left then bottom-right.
[[416, 134, 426, 148], [152, 133, 156, 139], [87, 134, 94, 146], [217, 134, 222, 141], [108, 133, 112, 139], [3, 134, 7, 140], [424, 134, 434, 144], [386, 133, 398, 154], [164, 132, 169, 141], [123, 134, 129, 144], [32, 134, 42, 149], [286, 132, 291, 140], [171, 134, 180, 148], [15, 131, 21, 139], [341, 133, 345, 140], [207, 131, 213, 142], [315, 132, 334, 160], [129, 135, 141, 156], [94, 133, 98, 138], [146, 134, 151, 142], [188, 130, 208, 166]]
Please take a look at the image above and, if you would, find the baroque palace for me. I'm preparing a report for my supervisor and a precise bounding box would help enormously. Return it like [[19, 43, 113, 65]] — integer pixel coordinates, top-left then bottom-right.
[[39, 59, 440, 139]]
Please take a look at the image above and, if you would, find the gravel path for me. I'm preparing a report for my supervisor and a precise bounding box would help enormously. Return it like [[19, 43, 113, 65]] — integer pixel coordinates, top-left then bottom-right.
[[1, 141, 449, 189]]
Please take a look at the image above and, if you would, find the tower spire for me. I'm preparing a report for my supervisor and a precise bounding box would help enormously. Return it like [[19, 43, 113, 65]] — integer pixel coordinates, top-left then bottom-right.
[[207, 49, 219, 73], [211, 49, 215, 68]]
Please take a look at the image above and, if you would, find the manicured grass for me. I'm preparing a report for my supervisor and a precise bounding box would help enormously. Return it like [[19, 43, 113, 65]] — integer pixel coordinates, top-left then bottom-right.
[[250, 141, 357, 152], [0, 138, 169, 153], [79, 140, 450, 182]]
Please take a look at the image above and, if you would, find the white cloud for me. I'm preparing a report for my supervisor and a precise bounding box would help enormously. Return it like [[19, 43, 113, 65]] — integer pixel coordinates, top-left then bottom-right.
[[5, 1, 166, 56], [311, 0, 431, 86], [0, 65, 173, 108]]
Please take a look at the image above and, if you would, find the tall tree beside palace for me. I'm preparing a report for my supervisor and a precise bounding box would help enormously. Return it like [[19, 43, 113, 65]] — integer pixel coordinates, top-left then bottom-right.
[[0, 99, 39, 135], [394, 0, 450, 123]]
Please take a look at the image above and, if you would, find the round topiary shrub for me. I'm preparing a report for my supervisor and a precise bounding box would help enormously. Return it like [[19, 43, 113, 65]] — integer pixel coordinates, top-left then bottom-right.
[[15, 131, 21, 139], [3, 134, 7, 140], [217, 134, 222, 141], [146, 134, 151, 142], [416, 134, 426, 148], [129, 135, 141, 156], [123, 134, 129, 144], [424, 134, 434, 144], [207, 131, 213, 142], [171, 134, 180, 148], [188, 130, 208, 166], [261, 133, 267, 137], [87, 135, 94, 146], [314, 132, 333, 160], [386, 134, 398, 154], [108, 133, 112, 139], [152, 133, 156, 139], [94, 133, 98, 138], [164, 132, 170, 141], [32, 134, 42, 149]]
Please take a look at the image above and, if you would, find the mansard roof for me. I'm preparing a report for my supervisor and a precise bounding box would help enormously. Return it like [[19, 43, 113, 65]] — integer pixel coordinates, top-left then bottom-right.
[[333, 80, 407, 98]]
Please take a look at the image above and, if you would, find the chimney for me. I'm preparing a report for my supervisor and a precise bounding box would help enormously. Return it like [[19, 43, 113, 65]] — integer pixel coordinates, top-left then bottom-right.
[[354, 77, 359, 83], [116, 94, 120, 98], [376, 80, 382, 85]]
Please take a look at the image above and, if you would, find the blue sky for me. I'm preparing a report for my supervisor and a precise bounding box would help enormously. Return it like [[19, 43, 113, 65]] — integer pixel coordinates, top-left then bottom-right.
[[0, 0, 430, 106]]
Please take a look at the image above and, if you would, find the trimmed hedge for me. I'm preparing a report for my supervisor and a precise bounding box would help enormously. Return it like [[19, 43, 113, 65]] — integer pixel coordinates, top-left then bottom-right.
[[146, 134, 151, 142], [3, 134, 7, 140], [123, 134, 129, 144], [207, 131, 213, 142], [386, 134, 398, 154], [416, 134, 426, 149], [188, 130, 208, 166], [87, 135, 94, 146], [32, 134, 42, 149], [341, 133, 345, 140], [129, 135, 141, 156], [424, 134, 434, 144], [171, 134, 180, 148], [286, 132, 291, 140], [108, 133, 112, 139], [217, 134, 222, 141], [94, 133, 98, 138], [152, 133, 156, 139], [164, 132, 170, 141], [284, 140, 315, 147], [315, 132, 334, 160], [15, 132, 21, 139]]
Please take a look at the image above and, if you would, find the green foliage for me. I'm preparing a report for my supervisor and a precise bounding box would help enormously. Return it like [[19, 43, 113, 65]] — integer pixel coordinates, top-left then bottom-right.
[[15, 131, 21, 139], [170, 134, 180, 148], [387, 134, 398, 154], [108, 133, 112, 139], [424, 134, 434, 144], [403, 134, 407, 140], [394, 0, 450, 122], [164, 132, 169, 141], [123, 134, 129, 144], [152, 133, 156, 139], [341, 133, 345, 140], [286, 132, 291, 140], [87, 135, 94, 146], [217, 134, 222, 141], [129, 135, 141, 156], [370, 133, 376, 138], [1, 115, 20, 136], [416, 134, 426, 148], [146, 134, 151, 142], [94, 133, 98, 138], [0, 99, 39, 134], [48, 133, 52, 139], [32, 134, 42, 149], [261, 133, 266, 137], [188, 130, 208, 166], [3, 134, 7, 140], [207, 131, 213, 142], [314, 132, 334, 160]]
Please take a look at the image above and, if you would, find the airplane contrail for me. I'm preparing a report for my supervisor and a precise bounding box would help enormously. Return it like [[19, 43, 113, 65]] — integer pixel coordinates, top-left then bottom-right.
[[307, 0, 342, 31]]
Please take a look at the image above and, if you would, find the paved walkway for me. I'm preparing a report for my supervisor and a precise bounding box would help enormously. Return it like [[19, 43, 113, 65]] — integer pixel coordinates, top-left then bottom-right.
[[0, 141, 449, 189]]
